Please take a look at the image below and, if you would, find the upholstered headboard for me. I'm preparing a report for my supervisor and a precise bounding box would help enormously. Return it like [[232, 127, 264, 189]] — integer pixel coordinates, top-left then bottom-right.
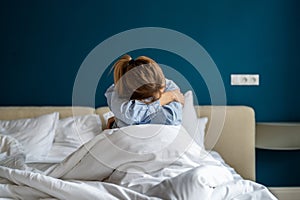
[[0, 106, 255, 181]]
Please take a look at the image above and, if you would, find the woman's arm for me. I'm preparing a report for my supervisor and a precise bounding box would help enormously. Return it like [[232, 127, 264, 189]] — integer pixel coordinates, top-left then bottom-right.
[[154, 79, 184, 125], [105, 79, 183, 126], [105, 85, 161, 125], [160, 89, 184, 106]]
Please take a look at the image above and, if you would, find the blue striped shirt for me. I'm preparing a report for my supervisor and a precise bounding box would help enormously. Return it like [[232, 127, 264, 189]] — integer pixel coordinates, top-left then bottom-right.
[[105, 79, 182, 128]]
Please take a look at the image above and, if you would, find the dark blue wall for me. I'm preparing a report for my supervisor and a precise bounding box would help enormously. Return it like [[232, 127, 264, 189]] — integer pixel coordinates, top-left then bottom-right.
[[256, 149, 300, 187], [1, 0, 299, 122], [1, 0, 300, 187]]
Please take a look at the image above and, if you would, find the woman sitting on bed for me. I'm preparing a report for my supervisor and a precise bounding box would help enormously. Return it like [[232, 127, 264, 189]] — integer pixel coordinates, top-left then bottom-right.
[[105, 54, 184, 128]]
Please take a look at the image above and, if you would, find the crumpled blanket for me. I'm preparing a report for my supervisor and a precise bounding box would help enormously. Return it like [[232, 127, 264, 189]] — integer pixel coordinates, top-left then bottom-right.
[[0, 135, 27, 170], [0, 125, 277, 200]]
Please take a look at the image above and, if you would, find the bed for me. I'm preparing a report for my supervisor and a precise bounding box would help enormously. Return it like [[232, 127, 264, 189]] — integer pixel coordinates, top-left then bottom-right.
[[0, 96, 277, 199]]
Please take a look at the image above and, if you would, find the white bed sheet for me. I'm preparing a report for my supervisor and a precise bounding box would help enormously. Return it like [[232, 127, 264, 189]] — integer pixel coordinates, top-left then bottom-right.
[[0, 125, 277, 200], [209, 151, 243, 181], [29, 145, 242, 181]]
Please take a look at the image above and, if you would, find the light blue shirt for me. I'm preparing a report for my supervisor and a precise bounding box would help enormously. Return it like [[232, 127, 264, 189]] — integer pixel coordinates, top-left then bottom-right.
[[105, 79, 182, 128]]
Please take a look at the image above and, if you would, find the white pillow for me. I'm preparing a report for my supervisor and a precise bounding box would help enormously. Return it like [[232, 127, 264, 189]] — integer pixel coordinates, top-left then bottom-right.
[[194, 117, 208, 149], [0, 112, 59, 158], [44, 114, 102, 163], [182, 91, 208, 149], [54, 114, 102, 149]]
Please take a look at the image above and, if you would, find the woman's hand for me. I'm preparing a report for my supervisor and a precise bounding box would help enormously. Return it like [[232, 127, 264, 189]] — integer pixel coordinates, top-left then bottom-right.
[[160, 89, 184, 106], [172, 89, 185, 105], [106, 117, 115, 129]]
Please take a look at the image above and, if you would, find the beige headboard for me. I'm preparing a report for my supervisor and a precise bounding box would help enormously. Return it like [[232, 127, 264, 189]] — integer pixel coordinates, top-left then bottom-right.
[[0, 105, 255, 181]]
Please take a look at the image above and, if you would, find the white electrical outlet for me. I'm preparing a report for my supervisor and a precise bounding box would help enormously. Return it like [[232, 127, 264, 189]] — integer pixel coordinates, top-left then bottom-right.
[[231, 74, 259, 86]]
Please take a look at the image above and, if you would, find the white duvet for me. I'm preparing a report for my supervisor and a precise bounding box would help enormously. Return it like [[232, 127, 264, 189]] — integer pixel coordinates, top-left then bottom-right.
[[0, 125, 277, 200]]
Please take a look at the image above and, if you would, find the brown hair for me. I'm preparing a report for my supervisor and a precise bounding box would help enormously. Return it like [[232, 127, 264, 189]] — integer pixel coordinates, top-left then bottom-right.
[[113, 54, 166, 103]]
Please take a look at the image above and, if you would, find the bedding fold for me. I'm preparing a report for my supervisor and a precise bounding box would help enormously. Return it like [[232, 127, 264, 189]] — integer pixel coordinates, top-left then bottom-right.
[[0, 124, 277, 199]]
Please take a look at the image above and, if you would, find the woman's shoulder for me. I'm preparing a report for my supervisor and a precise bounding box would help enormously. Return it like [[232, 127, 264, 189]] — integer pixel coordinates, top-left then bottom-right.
[[104, 84, 115, 97], [106, 84, 115, 91], [165, 78, 179, 90]]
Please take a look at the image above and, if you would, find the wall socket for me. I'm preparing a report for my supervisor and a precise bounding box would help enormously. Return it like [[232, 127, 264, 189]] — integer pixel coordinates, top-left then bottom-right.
[[231, 74, 259, 86]]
